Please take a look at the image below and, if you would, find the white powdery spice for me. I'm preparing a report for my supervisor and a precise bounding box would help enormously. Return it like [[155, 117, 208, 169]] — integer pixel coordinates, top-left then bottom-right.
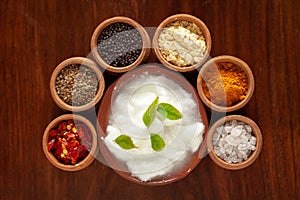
[[212, 120, 257, 164], [158, 21, 206, 67]]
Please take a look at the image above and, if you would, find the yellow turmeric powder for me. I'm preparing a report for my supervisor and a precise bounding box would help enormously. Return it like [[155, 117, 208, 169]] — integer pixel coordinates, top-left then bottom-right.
[[202, 62, 248, 106]]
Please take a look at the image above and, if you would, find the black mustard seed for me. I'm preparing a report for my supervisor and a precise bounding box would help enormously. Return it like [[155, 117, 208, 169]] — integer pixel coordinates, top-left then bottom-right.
[[97, 22, 142, 67]]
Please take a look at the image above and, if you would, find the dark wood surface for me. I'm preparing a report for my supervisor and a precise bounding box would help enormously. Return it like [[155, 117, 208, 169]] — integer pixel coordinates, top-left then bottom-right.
[[0, 0, 299, 199]]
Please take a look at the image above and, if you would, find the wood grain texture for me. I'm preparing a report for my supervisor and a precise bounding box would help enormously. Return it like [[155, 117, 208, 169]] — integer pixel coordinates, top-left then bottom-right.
[[0, 0, 299, 199]]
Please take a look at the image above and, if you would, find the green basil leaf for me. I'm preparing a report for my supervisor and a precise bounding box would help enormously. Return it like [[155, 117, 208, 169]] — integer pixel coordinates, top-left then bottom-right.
[[157, 103, 183, 120], [114, 135, 137, 150], [143, 97, 159, 127], [150, 134, 165, 151]]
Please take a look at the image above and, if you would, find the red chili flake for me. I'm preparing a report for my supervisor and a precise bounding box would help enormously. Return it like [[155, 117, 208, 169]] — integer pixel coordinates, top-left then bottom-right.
[[67, 132, 76, 140], [49, 130, 58, 137], [70, 139, 80, 147], [48, 119, 91, 165], [57, 121, 67, 132], [47, 138, 55, 151], [69, 148, 79, 164], [76, 124, 92, 149], [77, 145, 88, 160]]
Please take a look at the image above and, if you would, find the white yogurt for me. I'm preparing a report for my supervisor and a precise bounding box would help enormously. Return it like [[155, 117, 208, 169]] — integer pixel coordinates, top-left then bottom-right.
[[103, 73, 205, 182]]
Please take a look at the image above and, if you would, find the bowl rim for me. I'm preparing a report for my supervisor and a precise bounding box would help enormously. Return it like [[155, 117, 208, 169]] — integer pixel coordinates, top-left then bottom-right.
[[206, 115, 263, 170], [197, 55, 255, 112], [42, 114, 98, 171], [90, 16, 151, 73], [152, 13, 212, 72], [97, 64, 209, 185], [50, 57, 105, 112]]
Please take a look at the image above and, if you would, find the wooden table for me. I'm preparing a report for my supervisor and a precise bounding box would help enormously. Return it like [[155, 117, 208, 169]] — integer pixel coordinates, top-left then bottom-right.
[[1, 0, 299, 199]]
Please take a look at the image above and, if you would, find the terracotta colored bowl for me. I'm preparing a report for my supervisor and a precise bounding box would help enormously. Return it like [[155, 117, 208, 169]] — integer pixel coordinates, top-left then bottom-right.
[[206, 115, 262, 170], [42, 114, 98, 171], [197, 55, 255, 112], [97, 64, 209, 185], [90, 16, 151, 73], [152, 14, 212, 72], [50, 57, 105, 112]]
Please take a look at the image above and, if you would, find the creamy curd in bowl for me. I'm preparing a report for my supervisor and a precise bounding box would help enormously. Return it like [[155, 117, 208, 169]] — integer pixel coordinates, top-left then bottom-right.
[[97, 65, 208, 184]]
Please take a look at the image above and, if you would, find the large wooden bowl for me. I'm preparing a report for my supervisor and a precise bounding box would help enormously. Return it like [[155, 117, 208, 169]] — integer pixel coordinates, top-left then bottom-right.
[[97, 64, 209, 185]]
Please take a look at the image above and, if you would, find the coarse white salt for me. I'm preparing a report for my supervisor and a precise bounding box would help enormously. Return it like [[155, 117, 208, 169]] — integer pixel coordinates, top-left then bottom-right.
[[224, 126, 233, 134], [249, 136, 257, 146], [231, 127, 242, 137], [212, 120, 257, 164]]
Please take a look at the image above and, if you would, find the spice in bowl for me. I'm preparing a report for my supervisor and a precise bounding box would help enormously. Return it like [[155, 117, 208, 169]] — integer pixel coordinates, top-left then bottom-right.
[[202, 62, 248, 107], [207, 115, 262, 170], [47, 119, 92, 165], [158, 20, 207, 67], [197, 55, 254, 112], [55, 64, 99, 106], [97, 22, 142, 67], [212, 119, 256, 164]]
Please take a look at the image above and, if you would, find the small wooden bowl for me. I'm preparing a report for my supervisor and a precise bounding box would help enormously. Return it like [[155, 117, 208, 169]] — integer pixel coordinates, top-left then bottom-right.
[[152, 14, 212, 72], [90, 16, 151, 73], [197, 55, 255, 112], [207, 115, 262, 170], [97, 64, 209, 185], [50, 57, 105, 112], [42, 114, 98, 171]]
